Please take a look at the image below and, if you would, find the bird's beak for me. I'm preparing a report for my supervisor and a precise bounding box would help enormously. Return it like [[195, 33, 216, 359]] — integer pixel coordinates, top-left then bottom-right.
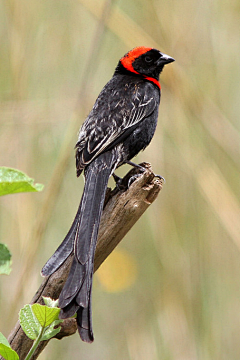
[[158, 53, 175, 65]]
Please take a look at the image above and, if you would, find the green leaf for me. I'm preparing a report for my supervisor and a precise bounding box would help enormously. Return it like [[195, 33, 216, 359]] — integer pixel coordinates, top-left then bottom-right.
[[0, 333, 19, 360], [0, 167, 44, 196], [19, 302, 62, 343], [32, 304, 61, 328], [19, 305, 41, 340], [0, 345, 19, 360], [0, 244, 12, 275], [42, 297, 59, 308], [42, 320, 62, 341], [0, 333, 10, 348]]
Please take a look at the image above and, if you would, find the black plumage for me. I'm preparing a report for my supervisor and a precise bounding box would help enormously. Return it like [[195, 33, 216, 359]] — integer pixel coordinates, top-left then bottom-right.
[[42, 47, 174, 342]]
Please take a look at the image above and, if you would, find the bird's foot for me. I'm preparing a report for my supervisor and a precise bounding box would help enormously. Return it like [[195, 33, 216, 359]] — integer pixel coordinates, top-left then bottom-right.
[[125, 160, 146, 173], [113, 162, 165, 192], [112, 173, 125, 190], [154, 174, 165, 182], [127, 173, 142, 188], [112, 170, 143, 190], [125, 160, 165, 183]]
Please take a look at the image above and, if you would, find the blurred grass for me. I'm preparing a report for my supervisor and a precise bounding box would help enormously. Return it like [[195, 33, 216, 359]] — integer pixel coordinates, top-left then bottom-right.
[[0, 0, 240, 359]]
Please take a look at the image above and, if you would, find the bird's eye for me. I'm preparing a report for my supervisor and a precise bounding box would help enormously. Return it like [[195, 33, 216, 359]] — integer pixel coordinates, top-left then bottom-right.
[[145, 56, 153, 63]]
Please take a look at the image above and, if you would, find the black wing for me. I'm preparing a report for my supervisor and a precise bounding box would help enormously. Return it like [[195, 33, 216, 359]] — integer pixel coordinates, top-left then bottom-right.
[[75, 80, 158, 176]]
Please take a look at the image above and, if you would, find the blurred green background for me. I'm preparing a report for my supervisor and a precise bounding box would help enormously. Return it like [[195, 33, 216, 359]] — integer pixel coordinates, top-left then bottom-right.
[[1, 0, 240, 359]]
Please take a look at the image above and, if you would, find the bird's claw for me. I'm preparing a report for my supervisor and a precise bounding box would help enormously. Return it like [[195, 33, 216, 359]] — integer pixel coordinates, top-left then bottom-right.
[[127, 173, 142, 188], [112, 173, 125, 190], [113, 162, 165, 191], [154, 174, 165, 182], [126, 160, 165, 183]]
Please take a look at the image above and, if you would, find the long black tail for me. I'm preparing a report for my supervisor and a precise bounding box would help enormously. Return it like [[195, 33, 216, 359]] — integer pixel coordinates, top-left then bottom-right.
[[42, 150, 118, 342]]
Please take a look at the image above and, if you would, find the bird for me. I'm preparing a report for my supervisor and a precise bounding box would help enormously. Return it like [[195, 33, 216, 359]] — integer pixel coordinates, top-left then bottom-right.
[[42, 46, 174, 343]]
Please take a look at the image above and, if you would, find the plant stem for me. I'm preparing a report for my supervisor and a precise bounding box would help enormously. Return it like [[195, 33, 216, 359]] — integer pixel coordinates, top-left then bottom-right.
[[24, 327, 44, 360]]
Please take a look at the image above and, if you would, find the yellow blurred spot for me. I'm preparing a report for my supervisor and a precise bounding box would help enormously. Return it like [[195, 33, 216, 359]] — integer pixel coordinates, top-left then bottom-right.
[[96, 249, 138, 293]]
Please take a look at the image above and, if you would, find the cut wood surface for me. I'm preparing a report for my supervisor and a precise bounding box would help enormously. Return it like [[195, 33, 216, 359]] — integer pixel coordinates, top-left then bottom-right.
[[4, 163, 163, 360]]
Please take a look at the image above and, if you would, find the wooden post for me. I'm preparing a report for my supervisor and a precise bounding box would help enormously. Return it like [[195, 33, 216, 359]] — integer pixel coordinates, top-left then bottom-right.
[[4, 163, 163, 360]]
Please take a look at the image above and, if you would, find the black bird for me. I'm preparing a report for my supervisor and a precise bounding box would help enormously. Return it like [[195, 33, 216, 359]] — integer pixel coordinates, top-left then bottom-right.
[[42, 46, 174, 342]]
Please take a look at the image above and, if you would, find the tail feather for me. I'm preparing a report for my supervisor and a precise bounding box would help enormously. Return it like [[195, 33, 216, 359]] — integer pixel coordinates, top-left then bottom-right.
[[59, 257, 86, 305], [60, 300, 79, 319], [77, 286, 93, 343], [76, 256, 93, 307], [58, 150, 118, 342], [41, 199, 83, 276], [75, 162, 110, 265]]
